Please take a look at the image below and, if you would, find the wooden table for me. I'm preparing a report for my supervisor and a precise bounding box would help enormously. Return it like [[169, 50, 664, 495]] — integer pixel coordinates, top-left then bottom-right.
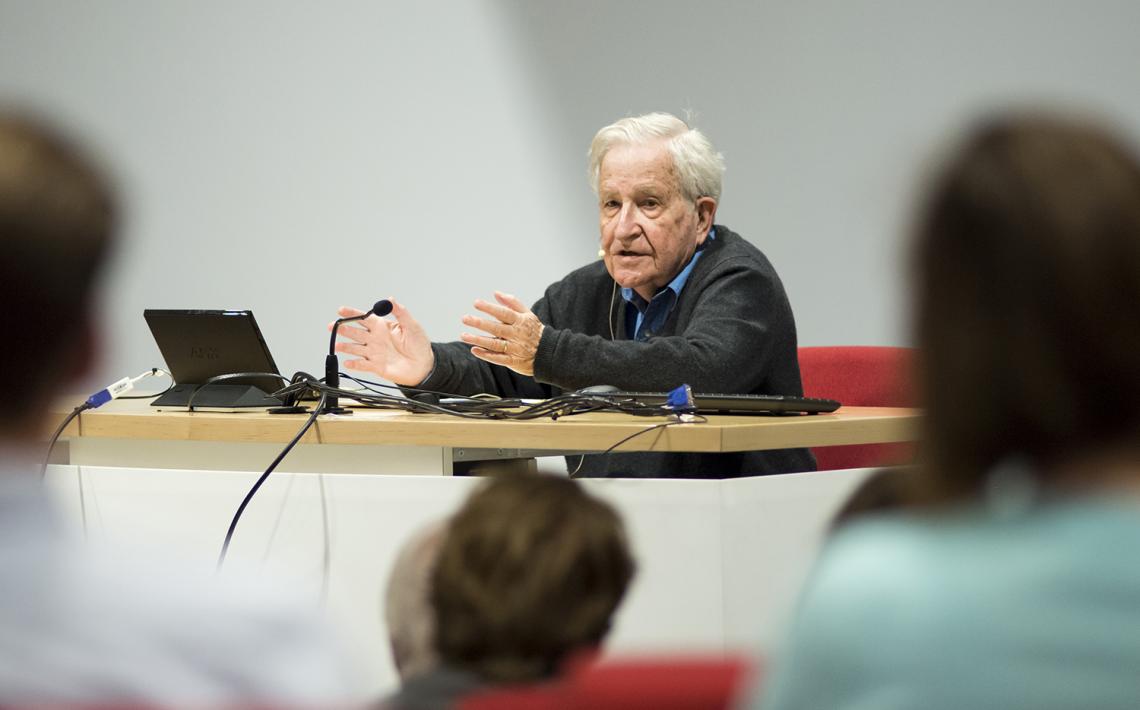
[[51, 398, 919, 475]]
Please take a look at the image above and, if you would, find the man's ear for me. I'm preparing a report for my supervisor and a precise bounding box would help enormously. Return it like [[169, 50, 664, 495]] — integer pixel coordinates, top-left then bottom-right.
[[695, 197, 717, 238]]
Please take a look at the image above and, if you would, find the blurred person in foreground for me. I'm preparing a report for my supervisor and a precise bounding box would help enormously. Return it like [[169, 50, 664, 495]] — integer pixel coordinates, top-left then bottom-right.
[[0, 113, 353, 704], [384, 520, 447, 686], [826, 466, 911, 533], [755, 114, 1140, 710], [333, 112, 814, 479], [383, 472, 635, 709]]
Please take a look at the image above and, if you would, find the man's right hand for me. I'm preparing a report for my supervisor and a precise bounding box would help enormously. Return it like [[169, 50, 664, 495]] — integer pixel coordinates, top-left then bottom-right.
[[331, 299, 434, 386]]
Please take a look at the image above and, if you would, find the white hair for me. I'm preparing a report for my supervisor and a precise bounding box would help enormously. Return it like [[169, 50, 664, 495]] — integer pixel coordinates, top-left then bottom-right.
[[384, 519, 447, 682], [587, 112, 725, 203]]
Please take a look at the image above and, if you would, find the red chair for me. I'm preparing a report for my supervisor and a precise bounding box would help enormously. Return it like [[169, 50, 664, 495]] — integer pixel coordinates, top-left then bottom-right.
[[461, 684, 558, 710], [460, 654, 755, 710], [798, 346, 916, 471]]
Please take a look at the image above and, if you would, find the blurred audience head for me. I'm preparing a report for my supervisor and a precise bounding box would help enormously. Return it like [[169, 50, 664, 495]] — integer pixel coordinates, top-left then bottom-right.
[[912, 113, 1140, 501], [385, 520, 447, 683], [0, 112, 116, 437], [431, 472, 635, 685], [829, 467, 912, 532]]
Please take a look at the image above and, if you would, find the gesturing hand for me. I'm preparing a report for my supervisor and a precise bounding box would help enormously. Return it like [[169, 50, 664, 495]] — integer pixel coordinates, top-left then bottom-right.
[[460, 291, 544, 376], [331, 298, 434, 386]]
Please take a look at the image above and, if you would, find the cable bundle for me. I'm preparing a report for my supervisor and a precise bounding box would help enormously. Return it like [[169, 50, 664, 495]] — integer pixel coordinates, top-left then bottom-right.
[[187, 371, 688, 421]]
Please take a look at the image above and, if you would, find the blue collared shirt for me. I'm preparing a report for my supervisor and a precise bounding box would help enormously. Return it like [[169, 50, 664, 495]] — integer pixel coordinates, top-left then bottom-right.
[[622, 228, 715, 341]]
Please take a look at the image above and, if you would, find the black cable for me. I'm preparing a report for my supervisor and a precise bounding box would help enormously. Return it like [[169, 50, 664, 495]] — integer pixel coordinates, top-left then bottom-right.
[[182, 369, 687, 421], [336, 373, 569, 417], [118, 369, 175, 399], [330, 376, 670, 420], [40, 403, 90, 479], [335, 374, 661, 418], [187, 371, 293, 412], [42, 367, 172, 486], [321, 380, 510, 419], [338, 373, 424, 399], [216, 390, 328, 570], [569, 415, 708, 478], [334, 373, 481, 402], [117, 381, 176, 400]]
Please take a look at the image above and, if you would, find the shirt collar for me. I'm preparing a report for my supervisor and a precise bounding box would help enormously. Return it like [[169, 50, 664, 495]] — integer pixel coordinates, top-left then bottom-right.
[[620, 227, 715, 307]]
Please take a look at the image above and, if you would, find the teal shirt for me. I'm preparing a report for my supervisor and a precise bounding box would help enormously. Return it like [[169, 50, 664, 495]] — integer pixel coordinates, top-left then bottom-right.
[[757, 498, 1140, 710]]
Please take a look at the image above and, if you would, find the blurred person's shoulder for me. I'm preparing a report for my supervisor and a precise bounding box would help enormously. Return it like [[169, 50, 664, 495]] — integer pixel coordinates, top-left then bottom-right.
[[804, 497, 1140, 628], [762, 500, 1140, 710], [806, 513, 952, 603], [0, 476, 360, 705], [72, 547, 360, 704], [788, 508, 1015, 647]]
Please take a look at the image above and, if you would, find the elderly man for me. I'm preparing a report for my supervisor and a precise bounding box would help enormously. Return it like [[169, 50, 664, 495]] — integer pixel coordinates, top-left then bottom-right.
[[336, 113, 814, 478]]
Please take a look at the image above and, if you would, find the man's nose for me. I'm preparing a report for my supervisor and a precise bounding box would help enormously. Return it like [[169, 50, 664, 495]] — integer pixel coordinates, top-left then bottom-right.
[[614, 203, 641, 239]]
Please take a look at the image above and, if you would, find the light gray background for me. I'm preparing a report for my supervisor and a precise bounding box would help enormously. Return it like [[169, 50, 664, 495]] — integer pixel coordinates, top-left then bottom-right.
[[3, 1, 1140, 388]]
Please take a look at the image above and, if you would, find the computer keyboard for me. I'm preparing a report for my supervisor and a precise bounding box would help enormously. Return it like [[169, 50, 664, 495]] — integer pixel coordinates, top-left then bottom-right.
[[610, 392, 841, 415]]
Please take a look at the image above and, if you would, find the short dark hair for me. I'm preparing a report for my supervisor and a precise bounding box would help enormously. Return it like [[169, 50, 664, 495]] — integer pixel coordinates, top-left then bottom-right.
[[0, 113, 116, 427], [912, 114, 1140, 501], [431, 472, 635, 684]]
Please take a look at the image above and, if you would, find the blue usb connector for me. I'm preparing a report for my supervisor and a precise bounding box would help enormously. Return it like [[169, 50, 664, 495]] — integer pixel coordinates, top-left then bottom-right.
[[666, 384, 698, 413], [83, 369, 166, 409]]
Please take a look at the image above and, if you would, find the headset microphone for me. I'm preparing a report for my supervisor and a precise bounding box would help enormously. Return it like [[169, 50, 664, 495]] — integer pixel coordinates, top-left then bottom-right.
[[325, 299, 392, 414]]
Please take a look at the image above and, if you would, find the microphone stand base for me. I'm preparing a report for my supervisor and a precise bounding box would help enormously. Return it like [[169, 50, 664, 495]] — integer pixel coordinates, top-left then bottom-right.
[[320, 406, 354, 416], [267, 406, 310, 415]]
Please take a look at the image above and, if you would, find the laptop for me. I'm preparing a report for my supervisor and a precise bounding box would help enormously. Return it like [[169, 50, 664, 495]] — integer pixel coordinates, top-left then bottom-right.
[[143, 309, 284, 408]]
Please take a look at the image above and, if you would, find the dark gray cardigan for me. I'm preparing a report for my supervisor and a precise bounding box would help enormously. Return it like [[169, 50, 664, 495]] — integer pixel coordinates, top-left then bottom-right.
[[417, 226, 816, 478]]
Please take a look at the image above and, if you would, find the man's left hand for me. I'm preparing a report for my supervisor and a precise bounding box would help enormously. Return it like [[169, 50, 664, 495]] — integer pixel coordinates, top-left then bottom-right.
[[460, 291, 544, 376]]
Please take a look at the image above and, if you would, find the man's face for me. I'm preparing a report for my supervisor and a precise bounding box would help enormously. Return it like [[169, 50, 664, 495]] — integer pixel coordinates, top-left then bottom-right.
[[598, 141, 714, 301]]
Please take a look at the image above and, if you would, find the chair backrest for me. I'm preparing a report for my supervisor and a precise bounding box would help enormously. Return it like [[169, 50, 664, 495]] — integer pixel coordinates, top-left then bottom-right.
[[460, 684, 558, 710], [459, 654, 754, 710], [798, 346, 916, 471]]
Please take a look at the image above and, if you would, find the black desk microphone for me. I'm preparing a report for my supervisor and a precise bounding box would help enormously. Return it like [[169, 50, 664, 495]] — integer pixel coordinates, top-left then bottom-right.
[[325, 299, 392, 414]]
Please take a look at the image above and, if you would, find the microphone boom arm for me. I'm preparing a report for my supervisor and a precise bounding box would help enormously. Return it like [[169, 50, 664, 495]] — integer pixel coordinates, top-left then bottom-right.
[[324, 299, 392, 415]]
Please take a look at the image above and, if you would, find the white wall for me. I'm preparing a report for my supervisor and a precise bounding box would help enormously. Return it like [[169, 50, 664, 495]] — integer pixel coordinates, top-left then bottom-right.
[[0, 1, 581, 389], [4, 1, 1140, 387]]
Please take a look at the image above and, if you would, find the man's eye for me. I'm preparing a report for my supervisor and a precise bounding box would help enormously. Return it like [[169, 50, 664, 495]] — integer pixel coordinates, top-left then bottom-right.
[[643, 199, 660, 209], [603, 200, 621, 210]]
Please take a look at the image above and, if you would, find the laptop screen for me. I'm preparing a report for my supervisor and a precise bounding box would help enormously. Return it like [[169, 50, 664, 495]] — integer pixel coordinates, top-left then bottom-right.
[[143, 309, 282, 395]]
